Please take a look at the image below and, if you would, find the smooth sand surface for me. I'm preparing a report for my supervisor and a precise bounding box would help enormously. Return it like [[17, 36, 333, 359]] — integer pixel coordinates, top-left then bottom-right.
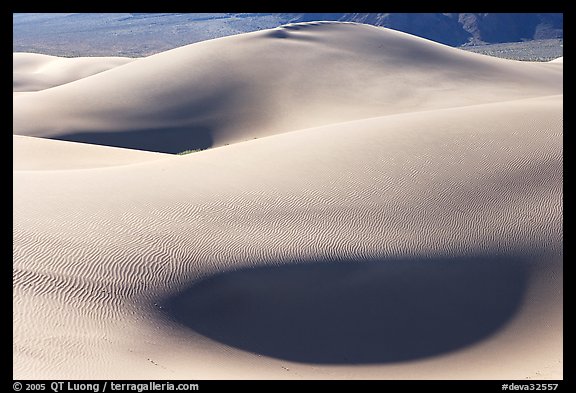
[[13, 22, 562, 379], [13, 52, 135, 92], [13, 22, 562, 153], [13, 135, 171, 170]]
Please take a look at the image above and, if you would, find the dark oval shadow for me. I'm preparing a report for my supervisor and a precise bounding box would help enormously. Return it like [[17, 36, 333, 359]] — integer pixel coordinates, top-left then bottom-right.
[[162, 255, 529, 364]]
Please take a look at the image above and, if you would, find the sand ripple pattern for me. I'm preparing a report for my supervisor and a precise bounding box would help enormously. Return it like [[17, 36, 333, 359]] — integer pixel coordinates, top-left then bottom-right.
[[13, 101, 563, 379]]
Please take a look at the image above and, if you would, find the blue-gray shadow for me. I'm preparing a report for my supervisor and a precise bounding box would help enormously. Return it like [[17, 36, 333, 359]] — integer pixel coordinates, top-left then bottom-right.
[[162, 254, 529, 364], [52, 126, 213, 154]]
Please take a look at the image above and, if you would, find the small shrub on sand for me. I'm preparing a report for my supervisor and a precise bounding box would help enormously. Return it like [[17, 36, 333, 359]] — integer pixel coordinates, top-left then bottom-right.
[[177, 149, 203, 155]]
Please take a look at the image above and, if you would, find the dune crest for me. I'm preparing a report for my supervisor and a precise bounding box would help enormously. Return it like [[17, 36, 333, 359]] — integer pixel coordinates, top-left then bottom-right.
[[13, 52, 135, 92], [14, 22, 561, 153], [13, 135, 171, 170]]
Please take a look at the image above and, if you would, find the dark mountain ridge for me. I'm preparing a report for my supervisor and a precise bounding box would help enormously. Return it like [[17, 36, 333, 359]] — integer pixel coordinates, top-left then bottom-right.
[[13, 13, 563, 57]]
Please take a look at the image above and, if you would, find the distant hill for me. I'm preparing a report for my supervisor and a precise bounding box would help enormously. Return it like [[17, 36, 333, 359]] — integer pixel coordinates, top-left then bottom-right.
[[334, 13, 563, 46], [13, 13, 563, 57]]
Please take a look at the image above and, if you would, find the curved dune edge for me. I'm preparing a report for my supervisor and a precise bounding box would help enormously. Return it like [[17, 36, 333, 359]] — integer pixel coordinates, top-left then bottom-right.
[[13, 22, 562, 153], [13, 135, 171, 170], [13, 52, 136, 92], [14, 83, 562, 380]]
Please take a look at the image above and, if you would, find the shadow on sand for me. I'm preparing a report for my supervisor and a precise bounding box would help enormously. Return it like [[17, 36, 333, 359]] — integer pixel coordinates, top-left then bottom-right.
[[53, 126, 213, 154], [162, 254, 529, 364]]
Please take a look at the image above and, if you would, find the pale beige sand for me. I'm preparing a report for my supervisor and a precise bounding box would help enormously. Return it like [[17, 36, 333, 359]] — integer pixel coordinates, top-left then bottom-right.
[[13, 22, 562, 379], [13, 135, 170, 170], [13, 22, 562, 153], [13, 52, 135, 92]]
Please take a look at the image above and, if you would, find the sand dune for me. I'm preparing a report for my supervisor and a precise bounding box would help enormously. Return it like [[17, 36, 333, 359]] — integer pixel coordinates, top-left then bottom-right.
[[13, 22, 562, 153], [13, 135, 170, 170], [13, 52, 135, 92], [13, 22, 562, 379]]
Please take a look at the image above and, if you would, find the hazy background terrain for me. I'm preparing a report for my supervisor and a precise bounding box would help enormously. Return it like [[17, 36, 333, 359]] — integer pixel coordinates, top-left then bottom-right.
[[13, 13, 563, 61]]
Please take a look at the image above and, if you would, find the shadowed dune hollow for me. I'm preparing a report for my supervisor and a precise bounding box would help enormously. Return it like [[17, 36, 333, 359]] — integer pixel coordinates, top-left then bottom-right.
[[163, 254, 529, 364], [51, 126, 213, 154]]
